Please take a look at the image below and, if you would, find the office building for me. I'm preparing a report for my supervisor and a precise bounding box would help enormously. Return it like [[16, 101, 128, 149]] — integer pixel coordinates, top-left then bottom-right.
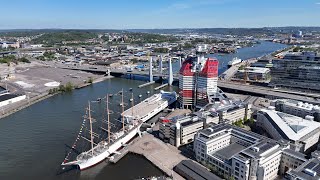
[[270, 52, 320, 91], [286, 158, 320, 180], [159, 114, 204, 147], [159, 100, 252, 147], [197, 100, 252, 125], [280, 148, 307, 175], [233, 67, 271, 82], [271, 99, 320, 122], [257, 107, 320, 152], [194, 124, 285, 180]]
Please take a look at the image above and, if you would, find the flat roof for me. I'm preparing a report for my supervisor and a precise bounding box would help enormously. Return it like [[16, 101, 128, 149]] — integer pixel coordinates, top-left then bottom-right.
[[214, 143, 246, 160], [283, 148, 306, 161], [238, 67, 270, 74], [260, 109, 320, 141], [288, 158, 320, 180], [0, 94, 19, 102], [275, 99, 320, 112], [198, 124, 262, 141], [174, 160, 222, 180], [242, 140, 280, 157]]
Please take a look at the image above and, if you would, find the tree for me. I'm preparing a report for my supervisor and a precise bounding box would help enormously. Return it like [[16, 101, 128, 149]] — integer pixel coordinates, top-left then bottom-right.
[[153, 48, 169, 53], [87, 77, 93, 84], [65, 82, 73, 92], [292, 47, 300, 52], [48, 89, 54, 94], [58, 85, 65, 92]]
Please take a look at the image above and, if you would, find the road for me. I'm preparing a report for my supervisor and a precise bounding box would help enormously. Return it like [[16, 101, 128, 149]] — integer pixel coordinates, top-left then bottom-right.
[[56, 64, 320, 105], [218, 81, 320, 104]]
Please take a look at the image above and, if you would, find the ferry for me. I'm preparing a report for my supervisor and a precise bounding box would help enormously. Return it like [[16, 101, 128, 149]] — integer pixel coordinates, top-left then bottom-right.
[[122, 91, 178, 123], [228, 57, 242, 67]]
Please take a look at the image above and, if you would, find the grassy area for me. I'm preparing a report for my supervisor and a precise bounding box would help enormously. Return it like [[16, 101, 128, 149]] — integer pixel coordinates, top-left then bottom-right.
[[125, 33, 179, 44], [0, 55, 30, 64], [31, 31, 98, 46], [36, 51, 56, 61], [48, 82, 74, 94]]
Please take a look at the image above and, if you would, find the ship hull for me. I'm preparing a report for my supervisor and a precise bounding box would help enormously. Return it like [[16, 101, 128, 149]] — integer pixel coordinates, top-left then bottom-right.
[[228, 58, 242, 67], [140, 100, 171, 123], [76, 124, 141, 170], [123, 91, 177, 123]]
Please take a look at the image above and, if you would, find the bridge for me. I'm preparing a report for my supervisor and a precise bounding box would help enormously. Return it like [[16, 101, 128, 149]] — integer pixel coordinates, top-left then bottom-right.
[[56, 64, 320, 105], [218, 81, 320, 105]]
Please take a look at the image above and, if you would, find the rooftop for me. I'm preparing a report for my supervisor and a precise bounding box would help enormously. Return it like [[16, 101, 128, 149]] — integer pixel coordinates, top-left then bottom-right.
[[287, 158, 320, 180], [214, 143, 246, 160], [238, 67, 270, 74], [0, 93, 20, 102], [260, 109, 320, 141], [197, 124, 282, 161], [174, 160, 222, 180], [283, 148, 307, 161], [200, 99, 246, 114], [274, 99, 320, 112]]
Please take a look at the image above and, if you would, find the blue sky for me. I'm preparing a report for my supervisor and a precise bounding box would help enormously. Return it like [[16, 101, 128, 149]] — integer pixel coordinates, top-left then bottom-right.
[[1, 0, 320, 29]]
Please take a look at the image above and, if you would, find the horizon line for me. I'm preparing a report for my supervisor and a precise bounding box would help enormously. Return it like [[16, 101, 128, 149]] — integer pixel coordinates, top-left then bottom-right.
[[1, 26, 320, 31]]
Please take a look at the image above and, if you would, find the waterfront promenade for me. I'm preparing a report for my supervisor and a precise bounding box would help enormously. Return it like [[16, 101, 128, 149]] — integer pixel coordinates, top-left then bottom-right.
[[129, 133, 186, 180]]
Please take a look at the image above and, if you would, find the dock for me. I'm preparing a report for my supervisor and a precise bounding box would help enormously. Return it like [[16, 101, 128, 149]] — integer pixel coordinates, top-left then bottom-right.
[[128, 134, 186, 180], [154, 83, 168, 90], [138, 81, 155, 88], [109, 147, 129, 164]]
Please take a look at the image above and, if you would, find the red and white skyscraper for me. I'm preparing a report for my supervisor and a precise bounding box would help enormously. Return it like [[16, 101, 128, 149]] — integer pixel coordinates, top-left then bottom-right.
[[179, 45, 219, 109]]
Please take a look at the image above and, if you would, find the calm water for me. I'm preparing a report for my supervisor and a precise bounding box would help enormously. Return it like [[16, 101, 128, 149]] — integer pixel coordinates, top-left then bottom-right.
[[171, 41, 288, 74], [0, 79, 173, 180], [0, 41, 287, 180]]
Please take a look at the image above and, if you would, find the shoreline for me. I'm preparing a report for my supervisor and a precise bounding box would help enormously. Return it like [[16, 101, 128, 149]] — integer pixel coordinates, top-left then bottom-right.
[[0, 75, 114, 119]]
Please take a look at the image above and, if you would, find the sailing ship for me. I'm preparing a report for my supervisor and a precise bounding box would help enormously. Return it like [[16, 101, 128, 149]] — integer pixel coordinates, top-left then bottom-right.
[[61, 90, 142, 170]]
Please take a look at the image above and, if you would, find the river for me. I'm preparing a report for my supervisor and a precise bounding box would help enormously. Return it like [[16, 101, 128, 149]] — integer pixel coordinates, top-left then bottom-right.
[[0, 41, 287, 180]]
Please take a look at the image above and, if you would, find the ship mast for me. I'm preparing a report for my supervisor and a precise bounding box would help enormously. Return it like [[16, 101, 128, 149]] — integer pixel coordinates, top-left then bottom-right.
[[121, 88, 125, 131], [131, 92, 134, 118], [88, 101, 94, 156], [106, 94, 111, 144]]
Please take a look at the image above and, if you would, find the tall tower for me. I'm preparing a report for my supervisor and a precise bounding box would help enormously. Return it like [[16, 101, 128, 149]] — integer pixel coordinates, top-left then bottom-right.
[[149, 57, 153, 82], [159, 55, 163, 74], [168, 58, 173, 85], [178, 45, 218, 109]]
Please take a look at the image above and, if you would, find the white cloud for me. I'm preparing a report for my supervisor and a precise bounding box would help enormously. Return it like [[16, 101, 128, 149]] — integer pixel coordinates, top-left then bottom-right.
[[169, 3, 190, 10]]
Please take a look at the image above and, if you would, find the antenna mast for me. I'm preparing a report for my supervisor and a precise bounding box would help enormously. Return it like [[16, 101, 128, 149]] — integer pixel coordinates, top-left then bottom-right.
[[131, 92, 134, 118]]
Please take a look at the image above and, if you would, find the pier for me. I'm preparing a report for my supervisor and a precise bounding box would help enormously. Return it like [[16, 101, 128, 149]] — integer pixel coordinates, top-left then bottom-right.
[[128, 134, 186, 180], [109, 147, 129, 164], [138, 81, 155, 88], [154, 83, 168, 90]]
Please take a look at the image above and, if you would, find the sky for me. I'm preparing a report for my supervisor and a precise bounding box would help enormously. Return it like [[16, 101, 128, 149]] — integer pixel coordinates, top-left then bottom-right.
[[1, 0, 320, 29]]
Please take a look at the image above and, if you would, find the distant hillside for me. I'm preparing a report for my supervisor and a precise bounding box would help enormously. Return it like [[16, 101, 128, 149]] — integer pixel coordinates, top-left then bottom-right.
[[127, 27, 320, 35]]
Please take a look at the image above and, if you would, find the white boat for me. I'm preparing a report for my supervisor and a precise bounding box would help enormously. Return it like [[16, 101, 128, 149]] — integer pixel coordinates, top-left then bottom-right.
[[61, 93, 142, 170], [228, 57, 242, 67], [62, 123, 141, 170], [122, 91, 178, 123]]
